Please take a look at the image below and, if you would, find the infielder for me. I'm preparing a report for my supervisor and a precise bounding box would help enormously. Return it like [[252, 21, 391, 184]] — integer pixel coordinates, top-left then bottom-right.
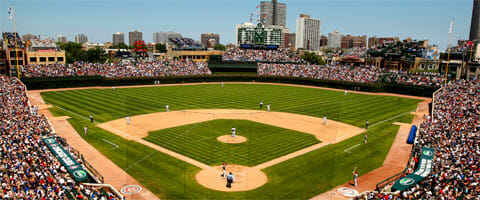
[[126, 115, 130, 125], [323, 116, 327, 125], [84, 125, 88, 136], [364, 132, 368, 144], [267, 104, 270, 111], [260, 101, 263, 108], [89, 114, 94, 123], [366, 120, 369, 129], [231, 127, 236, 137], [166, 105, 170, 112]]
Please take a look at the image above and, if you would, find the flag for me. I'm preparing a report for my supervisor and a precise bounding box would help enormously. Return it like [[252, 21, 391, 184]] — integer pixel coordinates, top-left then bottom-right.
[[448, 18, 454, 34], [7, 6, 13, 20]]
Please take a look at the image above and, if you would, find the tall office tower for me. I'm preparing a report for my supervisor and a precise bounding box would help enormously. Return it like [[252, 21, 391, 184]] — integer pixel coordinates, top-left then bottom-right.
[[56, 35, 67, 43], [469, 0, 480, 41], [259, 0, 286, 27], [112, 32, 125, 45], [328, 30, 342, 49], [295, 14, 321, 51], [129, 30, 143, 46], [74, 34, 88, 44]]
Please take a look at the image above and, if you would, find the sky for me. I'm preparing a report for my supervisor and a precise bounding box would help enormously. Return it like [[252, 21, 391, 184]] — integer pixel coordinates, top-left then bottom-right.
[[0, 0, 474, 50]]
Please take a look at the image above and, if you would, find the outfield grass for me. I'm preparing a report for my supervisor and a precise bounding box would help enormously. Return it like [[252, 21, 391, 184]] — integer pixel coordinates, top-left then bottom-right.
[[42, 83, 420, 199], [41, 84, 420, 127], [144, 119, 320, 166]]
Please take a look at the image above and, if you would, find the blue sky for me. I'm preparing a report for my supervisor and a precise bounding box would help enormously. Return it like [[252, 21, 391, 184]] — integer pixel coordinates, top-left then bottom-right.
[[0, 0, 473, 50]]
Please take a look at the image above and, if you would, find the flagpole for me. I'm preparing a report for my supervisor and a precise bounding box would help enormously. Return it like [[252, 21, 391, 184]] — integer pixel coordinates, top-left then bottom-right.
[[445, 18, 454, 86]]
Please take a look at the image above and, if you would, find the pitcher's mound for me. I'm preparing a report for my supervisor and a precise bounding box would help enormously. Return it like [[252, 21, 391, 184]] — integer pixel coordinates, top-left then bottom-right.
[[217, 135, 247, 144], [196, 165, 267, 192]]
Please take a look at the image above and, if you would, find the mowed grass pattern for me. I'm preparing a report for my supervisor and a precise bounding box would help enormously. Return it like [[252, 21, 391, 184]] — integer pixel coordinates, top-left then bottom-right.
[[41, 84, 420, 127], [144, 119, 320, 166]]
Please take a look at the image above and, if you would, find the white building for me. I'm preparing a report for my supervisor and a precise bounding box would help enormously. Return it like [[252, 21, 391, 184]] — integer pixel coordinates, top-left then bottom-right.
[[328, 30, 342, 49], [295, 14, 321, 51], [74, 34, 88, 44]]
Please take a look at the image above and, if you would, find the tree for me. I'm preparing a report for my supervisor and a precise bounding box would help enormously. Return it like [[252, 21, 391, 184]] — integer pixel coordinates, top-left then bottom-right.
[[86, 47, 107, 63], [213, 44, 226, 51], [57, 42, 86, 63], [110, 42, 129, 49], [155, 43, 167, 53], [302, 52, 326, 65]]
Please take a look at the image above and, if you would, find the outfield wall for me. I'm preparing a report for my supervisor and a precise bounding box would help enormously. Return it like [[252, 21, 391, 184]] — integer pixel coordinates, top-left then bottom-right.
[[21, 75, 439, 97]]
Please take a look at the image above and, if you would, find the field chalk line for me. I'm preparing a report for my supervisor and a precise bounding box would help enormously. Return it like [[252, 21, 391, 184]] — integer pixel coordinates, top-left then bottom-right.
[[344, 144, 361, 154], [102, 139, 120, 149]]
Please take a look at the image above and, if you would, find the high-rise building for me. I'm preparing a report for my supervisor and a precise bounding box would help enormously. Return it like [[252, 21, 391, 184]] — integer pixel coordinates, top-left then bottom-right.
[[259, 0, 286, 27], [201, 33, 220, 48], [56, 35, 67, 43], [112, 32, 125, 46], [470, 0, 480, 41], [295, 14, 321, 51], [327, 30, 342, 49], [74, 34, 88, 44], [235, 22, 283, 46], [129, 30, 143, 46], [341, 35, 367, 49], [320, 35, 328, 47], [22, 34, 36, 42]]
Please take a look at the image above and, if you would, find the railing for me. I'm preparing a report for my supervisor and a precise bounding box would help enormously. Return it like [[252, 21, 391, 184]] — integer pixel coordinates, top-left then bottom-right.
[[82, 183, 124, 199], [376, 148, 417, 189], [82, 154, 104, 183]]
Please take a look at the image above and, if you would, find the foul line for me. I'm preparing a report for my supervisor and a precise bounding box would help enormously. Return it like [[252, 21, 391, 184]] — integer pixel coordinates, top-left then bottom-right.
[[344, 143, 361, 154], [102, 139, 120, 149]]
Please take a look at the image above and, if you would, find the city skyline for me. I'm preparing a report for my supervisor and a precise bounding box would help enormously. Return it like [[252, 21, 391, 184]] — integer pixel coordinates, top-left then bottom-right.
[[0, 0, 472, 50]]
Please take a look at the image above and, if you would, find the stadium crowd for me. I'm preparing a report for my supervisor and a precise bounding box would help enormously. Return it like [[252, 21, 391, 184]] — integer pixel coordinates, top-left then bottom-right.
[[223, 48, 304, 63], [0, 76, 119, 199], [384, 70, 444, 87], [407, 80, 480, 199], [258, 63, 448, 86], [258, 63, 382, 84], [23, 59, 211, 78]]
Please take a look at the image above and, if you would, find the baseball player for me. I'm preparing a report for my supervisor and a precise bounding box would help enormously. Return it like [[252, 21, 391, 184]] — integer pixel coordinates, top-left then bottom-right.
[[353, 168, 359, 187], [366, 120, 369, 129], [112, 86, 115, 91], [344, 90, 347, 96], [221, 82, 224, 87], [221, 161, 227, 179], [231, 127, 236, 137], [260, 101, 263, 109], [84, 125, 88, 136], [226, 172, 234, 188], [323, 116, 327, 125], [364, 132, 368, 144], [89, 114, 93, 123], [267, 104, 270, 111], [166, 105, 170, 112], [126, 115, 130, 125]]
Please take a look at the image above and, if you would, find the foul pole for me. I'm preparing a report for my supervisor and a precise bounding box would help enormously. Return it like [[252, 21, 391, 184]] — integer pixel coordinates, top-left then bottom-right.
[[445, 18, 454, 86]]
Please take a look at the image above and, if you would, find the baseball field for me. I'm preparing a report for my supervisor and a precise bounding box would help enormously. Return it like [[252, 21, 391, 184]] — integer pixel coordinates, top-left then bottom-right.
[[40, 83, 421, 199]]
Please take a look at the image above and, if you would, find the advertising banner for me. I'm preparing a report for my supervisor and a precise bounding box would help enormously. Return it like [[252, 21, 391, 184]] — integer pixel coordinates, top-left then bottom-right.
[[43, 137, 88, 182]]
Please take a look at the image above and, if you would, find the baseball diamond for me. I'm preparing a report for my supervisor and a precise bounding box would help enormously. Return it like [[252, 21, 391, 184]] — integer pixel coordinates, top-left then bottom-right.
[[34, 83, 424, 199]]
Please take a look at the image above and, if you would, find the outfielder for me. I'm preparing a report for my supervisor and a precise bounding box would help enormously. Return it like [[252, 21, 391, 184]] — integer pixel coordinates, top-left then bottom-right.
[[166, 104, 170, 112], [126, 115, 130, 125], [260, 101, 263, 108], [90, 114, 94, 123], [231, 127, 236, 137], [112, 86, 115, 91], [344, 90, 347, 96], [221, 82, 224, 87], [366, 120, 369, 129]]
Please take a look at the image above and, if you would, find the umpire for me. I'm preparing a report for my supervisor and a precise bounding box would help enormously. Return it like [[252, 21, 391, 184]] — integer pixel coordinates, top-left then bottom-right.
[[226, 172, 234, 188]]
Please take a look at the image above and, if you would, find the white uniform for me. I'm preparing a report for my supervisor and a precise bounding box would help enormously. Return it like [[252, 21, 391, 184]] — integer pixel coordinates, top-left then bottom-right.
[[126, 116, 130, 125], [267, 104, 270, 111], [166, 105, 169, 112], [221, 82, 224, 87], [84, 126, 88, 135], [112, 86, 115, 91], [344, 90, 347, 96], [231, 127, 236, 137], [323, 116, 327, 125]]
